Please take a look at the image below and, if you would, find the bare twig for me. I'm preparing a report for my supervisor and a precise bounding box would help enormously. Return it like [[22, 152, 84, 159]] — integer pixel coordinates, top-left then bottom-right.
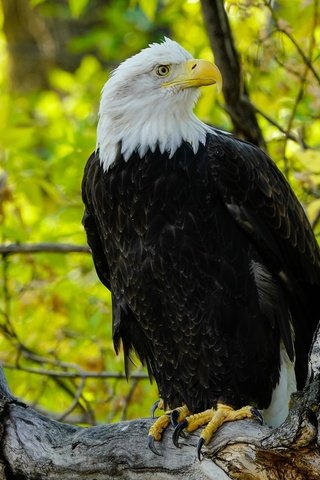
[[57, 376, 87, 422], [0, 255, 19, 344], [121, 373, 143, 421]]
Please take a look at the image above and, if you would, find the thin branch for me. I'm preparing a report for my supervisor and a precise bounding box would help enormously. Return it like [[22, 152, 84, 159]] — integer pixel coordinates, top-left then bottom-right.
[[0, 242, 90, 255], [281, 0, 318, 175], [282, 74, 307, 175], [263, 0, 320, 85], [2, 363, 149, 380], [57, 376, 87, 422], [253, 107, 306, 147], [273, 56, 305, 80], [0, 256, 20, 345], [121, 374, 142, 421], [277, 30, 320, 84]]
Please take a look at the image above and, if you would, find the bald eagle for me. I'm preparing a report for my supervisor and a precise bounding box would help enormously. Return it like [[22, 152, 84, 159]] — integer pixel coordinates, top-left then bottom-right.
[[82, 38, 320, 456]]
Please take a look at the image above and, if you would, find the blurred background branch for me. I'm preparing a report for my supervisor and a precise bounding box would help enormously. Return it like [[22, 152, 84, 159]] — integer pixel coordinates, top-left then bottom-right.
[[0, 242, 90, 254]]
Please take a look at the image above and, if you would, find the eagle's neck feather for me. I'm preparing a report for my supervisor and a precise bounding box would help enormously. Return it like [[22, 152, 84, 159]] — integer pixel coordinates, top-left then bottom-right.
[[97, 88, 214, 172]]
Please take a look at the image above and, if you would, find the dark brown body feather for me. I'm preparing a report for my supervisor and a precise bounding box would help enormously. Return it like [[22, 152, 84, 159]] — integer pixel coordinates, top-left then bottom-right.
[[82, 131, 320, 412]]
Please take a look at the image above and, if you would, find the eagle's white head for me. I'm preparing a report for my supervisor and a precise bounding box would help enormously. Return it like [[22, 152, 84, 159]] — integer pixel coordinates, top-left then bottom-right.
[[97, 38, 222, 171]]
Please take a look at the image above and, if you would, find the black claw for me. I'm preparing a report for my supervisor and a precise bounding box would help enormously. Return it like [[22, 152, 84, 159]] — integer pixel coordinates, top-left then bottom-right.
[[170, 409, 179, 426], [251, 407, 264, 425], [150, 400, 160, 418], [172, 419, 188, 448], [148, 435, 163, 456], [171, 411, 186, 437], [197, 437, 205, 461]]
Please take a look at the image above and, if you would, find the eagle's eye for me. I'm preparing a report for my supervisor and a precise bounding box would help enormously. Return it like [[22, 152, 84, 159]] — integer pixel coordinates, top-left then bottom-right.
[[155, 65, 170, 77]]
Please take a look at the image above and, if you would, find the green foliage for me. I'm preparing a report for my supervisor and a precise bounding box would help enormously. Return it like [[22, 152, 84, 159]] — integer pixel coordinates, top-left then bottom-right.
[[68, 0, 89, 18], [0, 0, 320, 425]]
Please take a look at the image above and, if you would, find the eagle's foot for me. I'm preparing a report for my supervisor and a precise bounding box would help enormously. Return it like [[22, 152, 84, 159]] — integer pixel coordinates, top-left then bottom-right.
[[173, 403, 263, 459], [148, 404, 191, 455]]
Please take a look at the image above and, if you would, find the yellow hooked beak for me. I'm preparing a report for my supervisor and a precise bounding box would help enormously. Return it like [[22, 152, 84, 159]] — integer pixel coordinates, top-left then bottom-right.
[[163, 59, 222, 92]]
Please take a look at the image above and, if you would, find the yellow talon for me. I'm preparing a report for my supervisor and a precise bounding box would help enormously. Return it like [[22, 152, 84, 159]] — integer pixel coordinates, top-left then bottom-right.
[[148, 413, 171, 441], [200, 404, 255, 445], [148, 403, 191, 442], [184, 409, 213, 432], [172, 402, 262, 458]]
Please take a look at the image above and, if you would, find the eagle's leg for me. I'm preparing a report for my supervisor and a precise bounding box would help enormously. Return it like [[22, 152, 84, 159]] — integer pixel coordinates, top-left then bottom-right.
[[148, 404, 191, 455], [173, 403, 263, 459]]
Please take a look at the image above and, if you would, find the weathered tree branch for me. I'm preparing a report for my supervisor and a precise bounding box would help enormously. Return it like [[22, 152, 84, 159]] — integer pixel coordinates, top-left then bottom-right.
[[1, 327, 320, 479], [200, 0, 266, 149]]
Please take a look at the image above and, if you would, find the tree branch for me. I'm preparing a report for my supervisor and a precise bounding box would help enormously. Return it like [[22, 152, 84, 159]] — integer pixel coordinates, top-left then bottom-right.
[[254, 106, 306, 147], [0, 387, 232, 479]]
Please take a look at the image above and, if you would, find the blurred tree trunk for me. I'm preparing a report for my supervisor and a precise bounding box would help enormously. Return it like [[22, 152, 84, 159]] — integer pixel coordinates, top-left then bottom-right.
[[1, 0, 55, 90], [1, 0, 105, 91], [200, 0, 266, 149]]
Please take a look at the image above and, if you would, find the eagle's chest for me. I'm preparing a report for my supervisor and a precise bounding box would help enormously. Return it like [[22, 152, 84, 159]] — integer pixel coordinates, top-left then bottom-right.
[[102, 155, 254, 343], [101, 153, 222, 313]]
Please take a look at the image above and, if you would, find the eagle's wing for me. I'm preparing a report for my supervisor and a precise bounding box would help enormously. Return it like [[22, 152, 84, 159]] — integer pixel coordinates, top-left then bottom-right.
[[208, 133, 320, 386], [208, 134, 320, 283], [82, 152, 111, 290]]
